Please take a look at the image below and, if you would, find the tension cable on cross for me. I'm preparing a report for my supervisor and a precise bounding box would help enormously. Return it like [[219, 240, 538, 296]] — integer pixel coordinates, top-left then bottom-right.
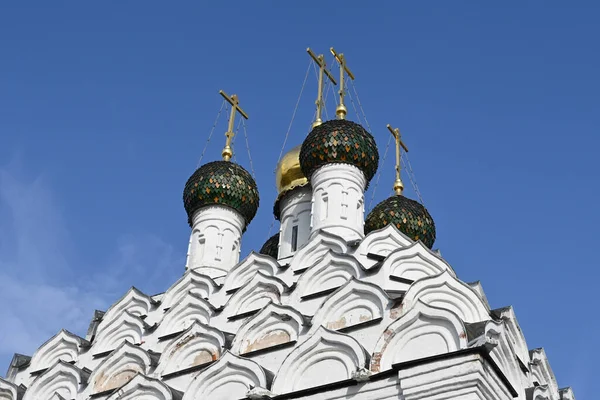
[[196, 98, 226, 168], [241, 118, 256, 179], [275, 59, 312, 170]]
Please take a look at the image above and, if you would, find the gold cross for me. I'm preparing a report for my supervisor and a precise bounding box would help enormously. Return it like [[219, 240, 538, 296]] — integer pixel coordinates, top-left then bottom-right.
[[307, 48, 337, 128], [219, 90, 249, 161], [330, 47, 355, 120], [387, 124, 409, 195]]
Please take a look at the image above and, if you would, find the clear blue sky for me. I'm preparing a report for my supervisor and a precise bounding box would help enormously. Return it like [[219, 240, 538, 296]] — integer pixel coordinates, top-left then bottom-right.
[[0, 2, 597, 396]]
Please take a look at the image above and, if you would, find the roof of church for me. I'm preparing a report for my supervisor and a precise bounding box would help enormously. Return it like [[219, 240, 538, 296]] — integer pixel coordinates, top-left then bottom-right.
[[2, 225, 574, 400]]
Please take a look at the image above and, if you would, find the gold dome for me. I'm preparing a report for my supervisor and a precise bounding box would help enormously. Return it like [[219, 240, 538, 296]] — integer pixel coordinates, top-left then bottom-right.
[[276, 145, 308, 194]]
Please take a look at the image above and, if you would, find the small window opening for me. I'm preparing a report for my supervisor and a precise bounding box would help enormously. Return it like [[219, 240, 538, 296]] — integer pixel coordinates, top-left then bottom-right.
[[291, 225, 299, 252]]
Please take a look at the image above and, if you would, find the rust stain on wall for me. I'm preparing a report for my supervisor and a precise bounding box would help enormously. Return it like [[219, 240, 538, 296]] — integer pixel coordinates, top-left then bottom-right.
[[326, 317, 347, 331], [94, 368, 139, 393], [243, 330, 290, 353], [193, 350, 217, 366], [389, 300, 403, 320]]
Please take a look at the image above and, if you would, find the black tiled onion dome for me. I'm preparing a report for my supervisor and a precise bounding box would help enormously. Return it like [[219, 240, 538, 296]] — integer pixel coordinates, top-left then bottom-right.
[[299, 119, 379, 184], [365, 195, 436, 249], [259, 233, 279, 259], [183, 161, 259, 229]]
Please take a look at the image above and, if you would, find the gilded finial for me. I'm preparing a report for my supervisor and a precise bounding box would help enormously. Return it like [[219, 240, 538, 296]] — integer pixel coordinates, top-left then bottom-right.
[[219, 90, 249, 161], [387, 124, 409, 195], [307, 48, 337, 129], [330, 47, 355, 120]]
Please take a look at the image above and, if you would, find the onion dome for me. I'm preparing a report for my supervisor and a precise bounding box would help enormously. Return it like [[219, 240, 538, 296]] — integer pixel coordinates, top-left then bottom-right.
[[299, 119, 379, 184], [365, 195, 436, 249], [183, 160, 259, 229], [273, 145, 309, 220], [259, 233, 279, 259]]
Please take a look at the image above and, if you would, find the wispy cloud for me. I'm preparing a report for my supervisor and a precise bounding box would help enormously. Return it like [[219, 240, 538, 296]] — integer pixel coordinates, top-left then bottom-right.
[[0, 159, 182, 371]]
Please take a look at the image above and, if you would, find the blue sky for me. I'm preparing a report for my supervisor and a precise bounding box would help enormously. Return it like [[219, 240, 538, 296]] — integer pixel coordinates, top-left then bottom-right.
[[0, 2, 597, 396]]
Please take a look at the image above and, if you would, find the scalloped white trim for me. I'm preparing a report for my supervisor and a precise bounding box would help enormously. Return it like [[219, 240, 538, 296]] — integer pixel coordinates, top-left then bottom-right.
[[181, 351, 267, 400], [371, 301, 467, 372], [157, 321, 225, 376], [402, 270, 489, 323], [271, 326, 367, 394], [231, 302, 304, 354]]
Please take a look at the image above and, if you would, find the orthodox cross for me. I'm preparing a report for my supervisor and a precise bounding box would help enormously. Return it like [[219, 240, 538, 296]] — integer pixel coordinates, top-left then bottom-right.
[[330, 47, 355, 120], [387, 124, 409, 195], [220, 90, 249, 161], [307, 47, 337, 128]]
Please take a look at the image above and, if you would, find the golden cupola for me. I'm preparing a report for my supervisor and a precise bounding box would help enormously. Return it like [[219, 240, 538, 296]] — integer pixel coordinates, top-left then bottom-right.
[[273, 145, 309, 220]]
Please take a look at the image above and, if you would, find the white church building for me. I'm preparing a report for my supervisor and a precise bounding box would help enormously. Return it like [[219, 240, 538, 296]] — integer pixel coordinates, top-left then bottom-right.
[[1, 48, 575, 400]]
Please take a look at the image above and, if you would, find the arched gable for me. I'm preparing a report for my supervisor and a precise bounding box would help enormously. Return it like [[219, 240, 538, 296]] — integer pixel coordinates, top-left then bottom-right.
[[310, 278, 389, 332], [468, 281, 491, 309], [102, 287, 154, 322], [156, 293, 214, 338], [0, 378, 21, 400], [467, 319, 522, 394], [293, 251, 361, 299], [106, 373, 181, 400], [526, 385, 552, 400], [559, 388, 575, 400], [23, 361, 84, 400], [402, 270, 490, 323], [381, 242, 455, 290], [223, 251, 279, 292], [271, 326, 368, 394], [355, 225, 412, 268], [182, 351, 268, 400], [231, 302, 305, 355], [158, 321, 226, 376], [371, 301, 467, 372], [288, 231, 347, 273], [530, 348, 559, 395], [493, 306, 530, 367], [93, 311, 146, 354], [88, 341, 153, 395], [28, 329, 84, 372], [223, 272, 286, 318], [161, 271, 218, 310]]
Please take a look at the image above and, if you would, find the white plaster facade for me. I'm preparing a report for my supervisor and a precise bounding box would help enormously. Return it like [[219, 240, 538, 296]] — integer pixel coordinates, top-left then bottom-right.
[[3, 225, 575, 399], [309, 163, 367, 242], [185, 205, 245, 277], [278, 186, 312, 260]]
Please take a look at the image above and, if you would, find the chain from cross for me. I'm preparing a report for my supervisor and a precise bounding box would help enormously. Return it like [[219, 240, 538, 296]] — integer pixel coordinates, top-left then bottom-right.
[[307, 48, 337, 128], [220, 90, 249, 161], [330, 47, 355, 120], [387, 124, 409, 195]]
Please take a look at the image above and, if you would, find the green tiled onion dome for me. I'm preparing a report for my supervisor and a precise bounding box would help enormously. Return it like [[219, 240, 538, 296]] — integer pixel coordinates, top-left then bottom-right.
[[365, 195, 436, 249], [299, 119, 379, 184], [183, 160, 259, 228], [259, 233, 279, 259]]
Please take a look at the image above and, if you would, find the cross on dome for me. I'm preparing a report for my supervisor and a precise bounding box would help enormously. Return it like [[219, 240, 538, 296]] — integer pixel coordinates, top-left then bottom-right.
[[330, 47, 355, 120], [219, 90, 249, 161], [307, 48, 337, 128], [387, 123, 409, 195]]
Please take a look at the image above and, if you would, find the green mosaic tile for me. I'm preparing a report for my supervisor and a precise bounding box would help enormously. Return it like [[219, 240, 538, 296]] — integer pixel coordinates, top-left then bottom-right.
[[299, 119, 379, 184], [183, 160, 259, 229], [365, 195, 436, 249]]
